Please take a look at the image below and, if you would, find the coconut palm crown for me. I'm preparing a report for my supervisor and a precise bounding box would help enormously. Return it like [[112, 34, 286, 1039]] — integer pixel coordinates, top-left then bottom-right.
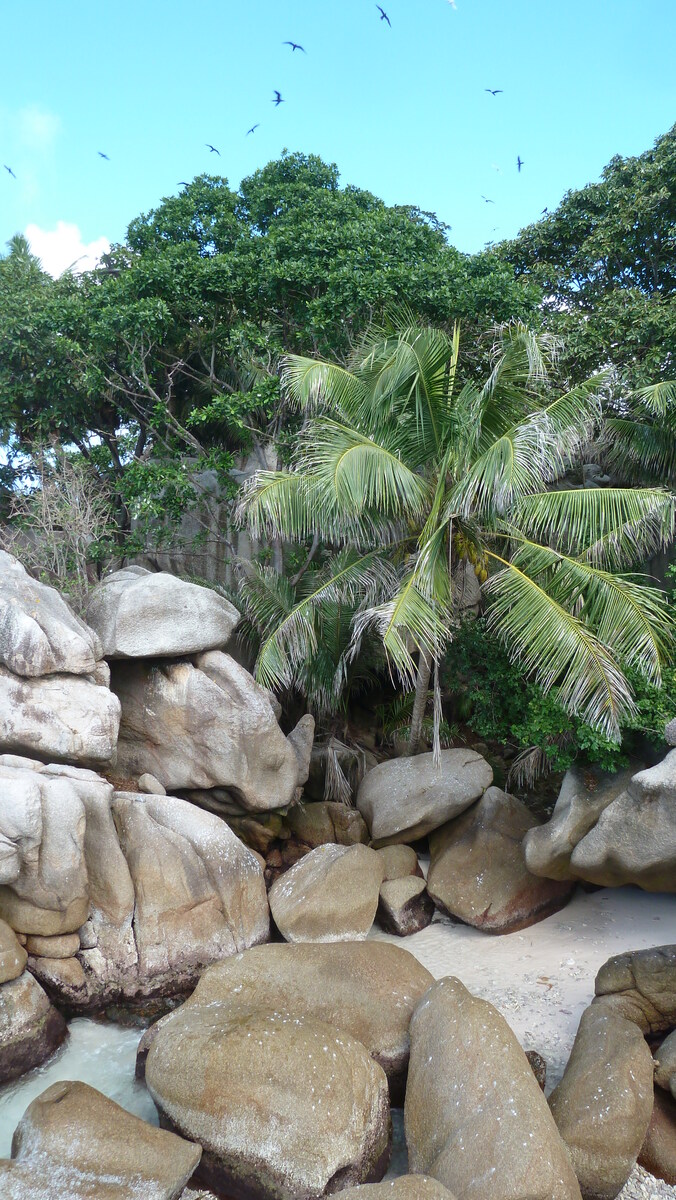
[[237, 315, 675, 751]]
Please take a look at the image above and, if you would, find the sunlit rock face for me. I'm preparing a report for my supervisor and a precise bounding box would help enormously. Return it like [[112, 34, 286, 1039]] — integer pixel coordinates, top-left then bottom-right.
[[0, 756, 269, 1013]]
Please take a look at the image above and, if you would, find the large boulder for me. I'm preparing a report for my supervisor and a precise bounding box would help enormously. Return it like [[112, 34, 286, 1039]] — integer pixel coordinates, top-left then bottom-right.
[[269, 843, 384, 942], [357, 749, 493, 845], [638, 1088, 676, 1185], [655, 1030, 676, 1090], [592, 944, 676, 1035], [286, 799, 370, 848], [0, 755, 94, 935], [0, 970, 66, 1084], [0, 667, 120, 765], [110, 792, 269, 989], [145, 1004, 391, 1200], [137, 941, 433, 1102], [426, 788, 574, 933], [0, 550, 102, 677], [85, 565, 240, 659], [340, 1181, 458, 1199], [405, 976, 582, 1200], [111, 651, 303, 808], [0, 1080, 201, 1199], [524, 764, 635, 881], [568, 752, 676, 891], [549, 1005, 654, 1200]]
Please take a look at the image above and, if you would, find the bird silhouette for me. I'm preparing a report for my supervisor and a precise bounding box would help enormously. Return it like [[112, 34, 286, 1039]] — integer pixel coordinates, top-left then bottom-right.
[[481, 195, 495, 204], [517, 156, 524, 172], [4, 164, 16, 178], [376, 5, 391, 26], [541, 207, 548, 215], [283, 41, 306, 52], [206, 144, 220, 155], [179, 182, 190, 187], [246, 124, 260, 136], [273, 91, 284, 106], [97, 151, 110, 160], [485, 89, 503, 95]]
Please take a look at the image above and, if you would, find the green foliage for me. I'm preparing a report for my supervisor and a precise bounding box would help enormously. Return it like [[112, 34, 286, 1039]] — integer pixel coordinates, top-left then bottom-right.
[[445, 619, 676, 775], [501, 124, 676, 388], [241, 314, 675, 739]]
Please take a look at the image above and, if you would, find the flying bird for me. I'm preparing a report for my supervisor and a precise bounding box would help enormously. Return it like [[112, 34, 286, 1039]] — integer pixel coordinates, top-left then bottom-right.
[[97, 151, 109, 160], [485, 88, 503, 96], [376, 5, 391, 26], [4, 164, 16, 178], [246, 124, 260, 135], [179, 181, 190, 187], [283, 41, 306, 52], [541, 207, 548, 215], [206, 144, 220, 155], [517, 156, 524, 172], [273, 91, 284, 106], [481, 195, 495, 204]]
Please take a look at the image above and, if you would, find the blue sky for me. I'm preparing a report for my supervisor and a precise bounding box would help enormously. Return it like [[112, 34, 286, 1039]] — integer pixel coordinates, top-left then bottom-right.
[[1, 0, 675, 273]]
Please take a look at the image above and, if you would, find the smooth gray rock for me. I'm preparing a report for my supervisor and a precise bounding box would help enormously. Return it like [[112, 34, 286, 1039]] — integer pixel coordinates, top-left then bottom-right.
[[377, 876, 434, 937], [0, 550, 102, 677], [146, 1006, 391, 1200], [570, 751, 676, 891], [593, 944, 676, 1035], [655, 1030, 676, 1090], [549, 1005, 654, 1200], [269, 842, 385, 943], [0, 920, 26, 983], [112, 651, 301, 808], [138, 772, 166, 795], [356, 749, 493, 845], [0, 667, 120, 766], [340, 1180, 458, 1199], [0, 1079, 201, 1199], [427, 788, 574, 932], [405, 976, 582, 1200], [524, 764, 635, 881], [0, 971, 66, 1085], [85, 565, 240, 658]]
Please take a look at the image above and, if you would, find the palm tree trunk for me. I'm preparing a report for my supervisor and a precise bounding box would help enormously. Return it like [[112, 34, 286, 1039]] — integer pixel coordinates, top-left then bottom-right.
[[406, 650, 432, 756]]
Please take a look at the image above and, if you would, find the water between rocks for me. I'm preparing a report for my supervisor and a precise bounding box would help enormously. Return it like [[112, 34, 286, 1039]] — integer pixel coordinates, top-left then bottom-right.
[[1, 886, 675, 1185]]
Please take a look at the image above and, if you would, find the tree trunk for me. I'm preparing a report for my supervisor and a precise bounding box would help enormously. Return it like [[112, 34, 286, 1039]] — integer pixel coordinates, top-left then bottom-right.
[[406, 650, 432, 756]]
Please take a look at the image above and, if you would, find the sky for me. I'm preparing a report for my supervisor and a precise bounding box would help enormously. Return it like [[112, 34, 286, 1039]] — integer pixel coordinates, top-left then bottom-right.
[[1, 0, 675, 276]]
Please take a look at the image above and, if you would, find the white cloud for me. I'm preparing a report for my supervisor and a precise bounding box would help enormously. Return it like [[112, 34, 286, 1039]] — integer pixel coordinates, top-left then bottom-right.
[[25, 221, 110, 278], [17, 105, 61, 151]]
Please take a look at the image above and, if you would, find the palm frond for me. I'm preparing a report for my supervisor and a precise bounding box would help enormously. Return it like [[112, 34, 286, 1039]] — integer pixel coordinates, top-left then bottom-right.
[[254, 548, 395, 695], [512, 487, 676, 569], [282, 356, 368, 418], [483, 550, 636, 738], [352, 570, 450, 687], [236, 470, 316, 541], [604, 416, 676, 484], [630, 380, 676, 417]]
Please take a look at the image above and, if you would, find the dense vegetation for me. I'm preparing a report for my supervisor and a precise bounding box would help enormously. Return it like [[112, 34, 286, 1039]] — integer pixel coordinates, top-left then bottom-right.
[[1, 131, 675, 782]]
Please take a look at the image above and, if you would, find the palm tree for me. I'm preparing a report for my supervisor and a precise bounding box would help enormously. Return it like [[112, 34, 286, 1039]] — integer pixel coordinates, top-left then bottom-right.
[[237, 315, 675, 755]]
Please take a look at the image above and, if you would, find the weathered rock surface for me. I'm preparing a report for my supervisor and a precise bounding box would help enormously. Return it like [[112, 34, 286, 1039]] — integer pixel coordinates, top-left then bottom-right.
[[339, 1180, 458, 1199], [0, 919, 27, 982], [137, 941, 433, 1102], [112, 651, 302, 808], [569, 753, 676, 892], [375, 844, 421, 881], [0, 757, 270, 1011], [85, 565, 240, 659], [427, 788, 574, 933], [0, 971, 66, 1084], [524, 764, 635, 881], [0, 1079, 201, 1199], [269, 843, 384, 942], [286, 800, 370, 849], [655, 1030, 676, 1090], [146, 1005, 391, 1200], [593, 945, 676, 1035], [549, 1005, 655, 1200], [377, 876, 434, 937], [638, 1088, 676, 1186], [405, 976, 582, 1200], [110, 792, 269, 990], [0, 550, 102, 678], [138, 772, 166, 794], [356, 749, 493, 845], [0, 667, 120, 765]]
